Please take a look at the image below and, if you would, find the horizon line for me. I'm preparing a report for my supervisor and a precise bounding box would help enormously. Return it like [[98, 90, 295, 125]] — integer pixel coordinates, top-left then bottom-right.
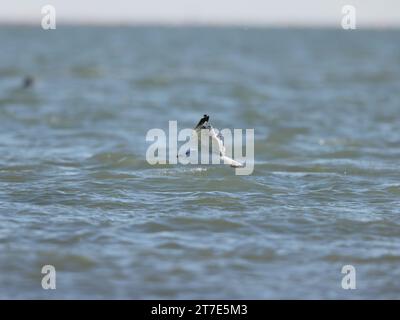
[[1, 20, 400, 30]]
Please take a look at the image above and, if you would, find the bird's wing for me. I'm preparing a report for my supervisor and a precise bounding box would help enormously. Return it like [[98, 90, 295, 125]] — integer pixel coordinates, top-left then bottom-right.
[[207, 126, 225, 156], [220, 155, 244, 168], [193, 115, 224, 156]]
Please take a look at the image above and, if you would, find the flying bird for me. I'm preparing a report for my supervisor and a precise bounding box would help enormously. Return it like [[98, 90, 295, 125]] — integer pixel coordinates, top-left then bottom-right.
[[185, 114, 244, 168]]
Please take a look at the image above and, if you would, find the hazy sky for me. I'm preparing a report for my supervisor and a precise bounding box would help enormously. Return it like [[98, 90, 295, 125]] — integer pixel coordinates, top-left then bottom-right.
[[0, 0, 399, 27]]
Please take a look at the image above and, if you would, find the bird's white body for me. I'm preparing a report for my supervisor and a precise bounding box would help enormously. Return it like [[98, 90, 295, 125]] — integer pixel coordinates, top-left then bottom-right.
[[192, 116, 244, 168]]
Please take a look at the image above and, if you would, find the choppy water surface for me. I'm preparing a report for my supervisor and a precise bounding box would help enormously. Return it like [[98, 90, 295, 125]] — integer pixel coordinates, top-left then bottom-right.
[[0, 26, 399, 299]]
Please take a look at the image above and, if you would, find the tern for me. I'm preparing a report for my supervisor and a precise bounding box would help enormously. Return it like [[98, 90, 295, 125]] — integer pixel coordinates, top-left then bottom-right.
[[186, 114, 244, 168]]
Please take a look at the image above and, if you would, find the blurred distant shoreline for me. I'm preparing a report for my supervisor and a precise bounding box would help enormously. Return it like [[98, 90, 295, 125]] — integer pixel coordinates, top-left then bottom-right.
[[0, 21, 399, 30]]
